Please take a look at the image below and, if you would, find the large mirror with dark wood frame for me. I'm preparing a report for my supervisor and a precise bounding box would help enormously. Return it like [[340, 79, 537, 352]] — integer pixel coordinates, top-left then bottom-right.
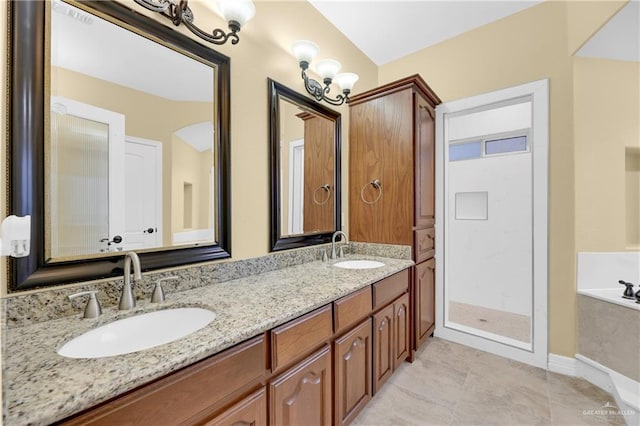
[[8, 0, 231, 291], [268, 78, 341, 251]]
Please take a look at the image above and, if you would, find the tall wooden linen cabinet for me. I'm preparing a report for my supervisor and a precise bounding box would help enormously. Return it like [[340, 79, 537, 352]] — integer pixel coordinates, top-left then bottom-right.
[[349, 75, 441, 355]]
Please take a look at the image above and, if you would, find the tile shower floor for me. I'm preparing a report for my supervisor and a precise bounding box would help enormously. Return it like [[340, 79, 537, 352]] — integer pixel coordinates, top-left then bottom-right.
[[353, 337, 628, 426]]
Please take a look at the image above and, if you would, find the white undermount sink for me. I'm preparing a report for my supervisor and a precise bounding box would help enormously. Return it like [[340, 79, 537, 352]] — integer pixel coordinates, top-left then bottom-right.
[[333, 260, 385, 269], [57, 307, 216, 359]]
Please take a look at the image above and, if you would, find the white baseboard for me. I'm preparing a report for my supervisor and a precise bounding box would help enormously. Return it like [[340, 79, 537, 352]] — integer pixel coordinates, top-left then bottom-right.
[[576, 354, 640, 412], [547, 353, 578, 377], [548, 353, 639, 425]]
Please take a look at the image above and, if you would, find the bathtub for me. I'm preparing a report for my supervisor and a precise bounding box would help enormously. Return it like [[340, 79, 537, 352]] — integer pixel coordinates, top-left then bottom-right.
[[576, 252, 640, 422], [577, 287, 640, 311]]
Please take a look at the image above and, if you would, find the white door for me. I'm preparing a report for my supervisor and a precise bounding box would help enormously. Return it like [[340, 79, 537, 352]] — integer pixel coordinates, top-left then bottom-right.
[[123, 136, 163, 250], [288, 139, 305, 235], [435, 80, 549, 368], [49, 96, 125, 256]]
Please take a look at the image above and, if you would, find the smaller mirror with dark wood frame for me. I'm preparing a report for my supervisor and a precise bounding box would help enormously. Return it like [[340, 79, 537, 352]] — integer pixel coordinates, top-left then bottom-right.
[[268, 78, 341, 251]]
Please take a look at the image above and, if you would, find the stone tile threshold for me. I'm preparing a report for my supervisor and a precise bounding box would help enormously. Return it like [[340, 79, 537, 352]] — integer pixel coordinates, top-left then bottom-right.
[[354, 337, 629, 426]]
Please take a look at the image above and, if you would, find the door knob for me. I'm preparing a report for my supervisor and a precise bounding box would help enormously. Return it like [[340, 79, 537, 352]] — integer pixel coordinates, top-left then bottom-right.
[[144, 228, 155, 234], [100, 235, 122, 244]]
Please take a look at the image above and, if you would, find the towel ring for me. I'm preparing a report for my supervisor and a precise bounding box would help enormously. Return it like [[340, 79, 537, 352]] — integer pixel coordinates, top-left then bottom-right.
[[313, 184, 331, 205], [360, 179, 382, 205]]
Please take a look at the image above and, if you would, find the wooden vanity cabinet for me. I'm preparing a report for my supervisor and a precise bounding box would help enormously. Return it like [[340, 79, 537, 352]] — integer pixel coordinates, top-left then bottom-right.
[[349, 75, 440, 355], [372, 304, 394, 393], [370, 270, 410, 394], [60, 270, 414, 426], [269, 345, 333, 426], [415, 258, 436, 348], [60, 335, 267, 426], [204, 387, 267, 426], [334, 318, 373, 426]]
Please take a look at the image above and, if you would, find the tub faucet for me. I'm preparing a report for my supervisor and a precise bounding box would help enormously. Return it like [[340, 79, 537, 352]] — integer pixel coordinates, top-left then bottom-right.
[[331, 231, 349, 260], [619, 280, 635, 299], [119, 252, 142, 310]]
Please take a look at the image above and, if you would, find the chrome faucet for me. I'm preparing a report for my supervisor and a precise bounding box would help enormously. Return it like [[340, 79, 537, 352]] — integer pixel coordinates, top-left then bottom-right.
[[119, 252, 142, 310], [331, 231, 349, 260]]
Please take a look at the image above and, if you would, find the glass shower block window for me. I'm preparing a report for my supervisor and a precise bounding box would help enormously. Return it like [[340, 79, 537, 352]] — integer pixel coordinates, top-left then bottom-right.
[[449, 140, 482, 161], [485, 135, 527, 155]]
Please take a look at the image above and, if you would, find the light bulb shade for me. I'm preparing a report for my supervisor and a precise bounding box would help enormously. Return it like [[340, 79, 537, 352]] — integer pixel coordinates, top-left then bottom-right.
[[315, 59, 342, 81], [334, 73, 359, 91], [291, 40, 319, 64], [217, 0, 255, 26]]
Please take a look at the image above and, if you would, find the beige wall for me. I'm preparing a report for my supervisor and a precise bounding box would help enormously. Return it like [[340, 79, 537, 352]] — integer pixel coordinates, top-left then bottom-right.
[[574, 57, 640, 251], [379, 1, 627, 357]]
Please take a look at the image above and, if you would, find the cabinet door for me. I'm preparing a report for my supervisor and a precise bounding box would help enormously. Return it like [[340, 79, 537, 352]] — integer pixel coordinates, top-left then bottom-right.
[[372, 304, 394, 394], [204, 388, 267, 426], [393, 293, 410, 369], [414, 96, 435, 228], [269, 345, 332, 426], [415, 259, 435, 349], [334, 318, 373, 426], [349, 89, 414, 245]]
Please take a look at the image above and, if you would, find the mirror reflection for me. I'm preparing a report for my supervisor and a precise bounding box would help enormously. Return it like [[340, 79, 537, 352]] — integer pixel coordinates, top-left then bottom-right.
[[279, 98, 335, 237], [269, 79, 341, 251], [48, 0, 216, 260]]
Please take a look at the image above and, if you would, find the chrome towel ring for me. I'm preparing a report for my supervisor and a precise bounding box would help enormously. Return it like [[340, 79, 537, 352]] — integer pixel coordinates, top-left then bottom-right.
[[313, 184, 331, 205], [360, 179, 382, 205]]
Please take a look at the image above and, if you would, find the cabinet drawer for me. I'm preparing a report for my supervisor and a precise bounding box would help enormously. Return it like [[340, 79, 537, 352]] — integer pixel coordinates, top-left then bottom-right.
[[62, 335, 266, 425], [414, 228, 435, 263], [372, 270, 409, 309], [271, 305, 333, 372], [334, 287, 372, 334], [204, 387, 267, 426]]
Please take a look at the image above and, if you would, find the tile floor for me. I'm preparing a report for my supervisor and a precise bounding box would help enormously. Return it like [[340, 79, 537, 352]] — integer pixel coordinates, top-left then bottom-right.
[[353, 337, 629, 426], [448, 301, 531, 343]]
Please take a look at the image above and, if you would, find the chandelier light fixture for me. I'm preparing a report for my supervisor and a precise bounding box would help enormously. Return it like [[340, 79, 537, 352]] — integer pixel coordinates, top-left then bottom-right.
[[291, 40, 359, 106], [134, 0, 255, 45]]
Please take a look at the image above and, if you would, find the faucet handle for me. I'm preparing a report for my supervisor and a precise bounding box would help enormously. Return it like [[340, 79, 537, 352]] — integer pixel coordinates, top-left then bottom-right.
[[619, 280, 635, 299], [151, 276, 178, 303], [69, 290, 102, 319], [338, 246, 345, 258]]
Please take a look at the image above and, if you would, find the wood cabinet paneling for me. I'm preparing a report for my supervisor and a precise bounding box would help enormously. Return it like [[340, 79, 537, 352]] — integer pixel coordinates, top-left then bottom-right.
[[393, 293, 410, 370], [372, 304, 394, 394], [62, 335, 266, 426], [415, 99, 435, 228], [269, 345, 332, 426], [372, 269, 409, 309], [271, 305, 333, 372], [415, 258, 435, 348], [349, 90, 414, 246], [204, 387, 267, 426], [334, 286, 372, 334], [334, 319, 372, 426], [349, 75, 440, 354], [302, 113, 335, 234], [414, 228, 435, 264]]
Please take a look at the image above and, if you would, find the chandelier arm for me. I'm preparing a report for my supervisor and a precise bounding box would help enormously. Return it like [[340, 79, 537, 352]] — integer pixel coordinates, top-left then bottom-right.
[[181, 18, 239, 45], [320, 92, 347, 106], [134, 0, 241, 45], [302, 70, 325, 101], [134, 0, 170, 13]]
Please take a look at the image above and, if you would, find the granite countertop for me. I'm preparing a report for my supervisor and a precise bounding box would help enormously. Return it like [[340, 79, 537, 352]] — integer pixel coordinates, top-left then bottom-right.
[[2, 254, 413, 425]]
